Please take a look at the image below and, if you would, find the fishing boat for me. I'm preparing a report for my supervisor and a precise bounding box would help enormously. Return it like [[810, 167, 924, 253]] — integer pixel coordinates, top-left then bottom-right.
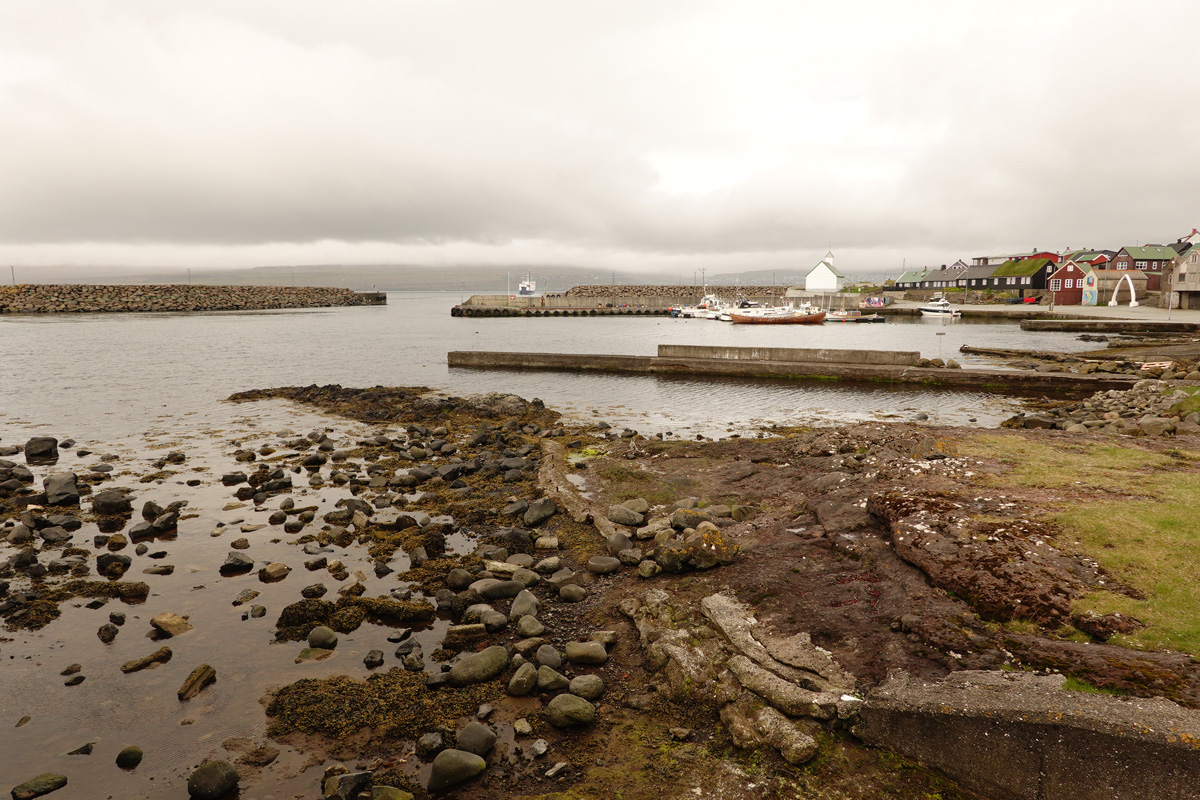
[[853, 313, 886, 323], [729, 305, 826, 325], [918, 295, 961, 317], [827, 309, 861, 323], [518, 274, 536, 296]]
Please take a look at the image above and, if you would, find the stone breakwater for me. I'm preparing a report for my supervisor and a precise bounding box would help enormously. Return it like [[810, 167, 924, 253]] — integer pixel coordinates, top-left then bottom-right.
[[555, 284, 791, 301], [0, 284, 384, 314]]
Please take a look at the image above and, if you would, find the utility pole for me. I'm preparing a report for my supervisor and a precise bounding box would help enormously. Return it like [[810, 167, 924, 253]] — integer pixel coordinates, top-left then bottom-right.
[[187, 268, 191, 284], [9, 265, 14, 285], [611, 270, 616, 309]]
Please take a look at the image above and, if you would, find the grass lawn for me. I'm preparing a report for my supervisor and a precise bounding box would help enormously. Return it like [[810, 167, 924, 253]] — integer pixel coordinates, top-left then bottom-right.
[[961, 434, 1200, 653]]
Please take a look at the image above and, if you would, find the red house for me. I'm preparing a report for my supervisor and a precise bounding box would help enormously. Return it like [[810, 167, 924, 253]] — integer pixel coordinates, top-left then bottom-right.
[[1048, 261, 1093, 305]]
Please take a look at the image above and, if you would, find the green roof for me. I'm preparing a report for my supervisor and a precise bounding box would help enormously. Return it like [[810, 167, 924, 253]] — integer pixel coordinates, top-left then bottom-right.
[[990, 257, 1054, 277], [1123, 245, 1176, 260], [896, 269, 927, 283]]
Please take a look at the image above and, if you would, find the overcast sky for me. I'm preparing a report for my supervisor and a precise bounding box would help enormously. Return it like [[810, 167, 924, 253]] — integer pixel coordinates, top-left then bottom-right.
[[1, 0, 1198, 276]]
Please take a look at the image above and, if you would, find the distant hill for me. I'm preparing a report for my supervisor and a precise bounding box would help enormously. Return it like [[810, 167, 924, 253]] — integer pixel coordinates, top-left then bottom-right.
[[11, 263, 901, 290]]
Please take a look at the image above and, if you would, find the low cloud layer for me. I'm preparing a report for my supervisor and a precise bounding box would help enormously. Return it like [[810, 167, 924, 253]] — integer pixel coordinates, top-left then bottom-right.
[[1, 1, 1197, 275]]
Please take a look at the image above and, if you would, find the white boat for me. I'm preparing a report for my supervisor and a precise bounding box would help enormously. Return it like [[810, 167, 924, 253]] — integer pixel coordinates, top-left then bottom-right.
[[827, 309, 861, 323], [918, 295, 961, 317], [518, 274, 536, 296]]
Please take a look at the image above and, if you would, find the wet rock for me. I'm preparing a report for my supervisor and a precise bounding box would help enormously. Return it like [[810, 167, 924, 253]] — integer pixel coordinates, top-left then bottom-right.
[[187, 760, 239, 800], [427, 749, 486, 792], [448, 645, 508, 686], [231, 589, 260, 606], [221, 553, 254, 574], [258, 562, 291, 582], [178, 664, 217, 700], [150, 612, 193, 638], [43, 473, 79, 506], [323, 771, 373, 800], [456, 721, 496, 757], [97, 623, 119, 643], [308, 625, 338, 649], [121, 646, 172, 673], [415, 732, 445, 760], [24, 437, 59, 464], [546, 694, 596, 728], [10, 773, 67, 800], [116, 746, 143, 768], [301, 585, 327, 601], [364, 650, 385, 669]]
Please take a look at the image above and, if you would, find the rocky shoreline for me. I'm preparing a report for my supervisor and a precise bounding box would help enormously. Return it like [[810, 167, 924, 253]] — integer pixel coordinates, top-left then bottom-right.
[[3, 383, 1200, 799], [0, 284, 382, 314]]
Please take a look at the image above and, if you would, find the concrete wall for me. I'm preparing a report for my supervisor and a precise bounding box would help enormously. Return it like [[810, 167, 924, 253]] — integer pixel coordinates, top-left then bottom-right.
[[0, 284, 382, 314], [854, 671, 1200, 800], [657, 344, 920, 366]]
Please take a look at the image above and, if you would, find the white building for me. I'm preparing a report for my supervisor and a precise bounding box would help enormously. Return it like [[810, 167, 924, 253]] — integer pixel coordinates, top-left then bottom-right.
[[803, 251, 844, 293]]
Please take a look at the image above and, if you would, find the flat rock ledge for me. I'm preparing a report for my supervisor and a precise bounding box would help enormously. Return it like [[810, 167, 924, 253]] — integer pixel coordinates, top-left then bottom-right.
[[620, 589, 859, 765]]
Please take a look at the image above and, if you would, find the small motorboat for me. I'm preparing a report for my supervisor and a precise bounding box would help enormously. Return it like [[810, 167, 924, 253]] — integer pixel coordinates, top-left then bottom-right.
[[853, 313, 886, 323], [827, 309, 861, 323], [918, 295, 961, 317]]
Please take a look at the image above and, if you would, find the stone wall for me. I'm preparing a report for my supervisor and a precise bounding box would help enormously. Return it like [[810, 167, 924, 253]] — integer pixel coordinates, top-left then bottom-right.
[[0, 284, 383, 314]]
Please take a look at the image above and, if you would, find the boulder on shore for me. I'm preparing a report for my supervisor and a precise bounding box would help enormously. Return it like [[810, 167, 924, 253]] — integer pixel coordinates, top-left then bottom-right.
[[187, 760, 239, 800], [448, 645, 508, 686], [427, 749, 486, 792]]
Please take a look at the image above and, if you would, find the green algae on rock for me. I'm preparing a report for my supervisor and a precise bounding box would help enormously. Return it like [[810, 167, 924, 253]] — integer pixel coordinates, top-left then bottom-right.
[[266, 668, 503, 742], [274, 596, 434, 642]]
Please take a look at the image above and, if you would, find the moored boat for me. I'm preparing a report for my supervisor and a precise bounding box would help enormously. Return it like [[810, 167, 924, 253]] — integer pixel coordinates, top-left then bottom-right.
[[918, 295, 961, 317], [729, 307, 826, 324]]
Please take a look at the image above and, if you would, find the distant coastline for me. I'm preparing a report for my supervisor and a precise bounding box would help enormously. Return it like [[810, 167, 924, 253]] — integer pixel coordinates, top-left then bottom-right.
[[0, 284, 385, 314]]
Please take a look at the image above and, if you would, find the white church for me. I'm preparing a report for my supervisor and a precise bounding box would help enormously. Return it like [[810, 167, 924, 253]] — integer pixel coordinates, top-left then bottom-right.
[[802, 251, 844, 293]]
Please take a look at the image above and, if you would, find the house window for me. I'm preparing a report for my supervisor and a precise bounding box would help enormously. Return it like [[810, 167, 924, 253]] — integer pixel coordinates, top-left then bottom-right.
[[1136, 261, 1147, 268], [1022, 277, 1031, 284], [1050, 279, 1062, 291]]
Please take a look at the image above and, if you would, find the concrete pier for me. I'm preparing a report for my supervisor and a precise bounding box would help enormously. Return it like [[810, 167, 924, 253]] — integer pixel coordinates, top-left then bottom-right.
[[1021, 319, 1200, 333], [446, 346, 1138, 393]]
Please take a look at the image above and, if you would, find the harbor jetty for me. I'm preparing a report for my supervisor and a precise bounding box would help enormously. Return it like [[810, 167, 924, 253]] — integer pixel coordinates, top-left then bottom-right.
[[448, 344, 1140, 393], [0, 284, 385, 314]]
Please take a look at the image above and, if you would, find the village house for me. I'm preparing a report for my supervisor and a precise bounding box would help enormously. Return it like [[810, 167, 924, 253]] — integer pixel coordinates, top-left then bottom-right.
[[803, 251, 844, 293], [971, 250, 1061, 267], [1110, 245, 1178, 291], [919, 264, 967, 289], [1174, 248, 1200, 309], [1062, 249, 1114, 266], [894, 268, 928, 290], [979, 257, 1056, 295], [1048, 260, 1095, 306], [956, 264, 998, 289]]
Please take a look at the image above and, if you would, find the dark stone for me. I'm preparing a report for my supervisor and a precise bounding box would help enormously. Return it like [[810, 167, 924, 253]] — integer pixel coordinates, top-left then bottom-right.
[[116, 746, 143, 768], [427, 749, 486, 792], [43, 473, 79, 506], [92, 490, 133, 516], [24, 437, 59, 464], [456, 721, 496, 757], [186, 760, 239, 799]]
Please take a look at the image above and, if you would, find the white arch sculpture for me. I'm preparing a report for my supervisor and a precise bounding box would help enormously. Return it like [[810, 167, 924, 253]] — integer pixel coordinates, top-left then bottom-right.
[[1108, 273, 1139, 307]]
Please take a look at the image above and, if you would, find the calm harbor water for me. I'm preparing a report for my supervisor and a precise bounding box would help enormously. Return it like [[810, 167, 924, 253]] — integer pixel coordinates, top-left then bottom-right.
[[0, 291, 1103, 797], [0, 290, 1099, 443]]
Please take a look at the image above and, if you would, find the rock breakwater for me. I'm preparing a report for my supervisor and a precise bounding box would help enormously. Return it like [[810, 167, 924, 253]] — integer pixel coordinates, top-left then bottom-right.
[[0, 284, 383, 314]]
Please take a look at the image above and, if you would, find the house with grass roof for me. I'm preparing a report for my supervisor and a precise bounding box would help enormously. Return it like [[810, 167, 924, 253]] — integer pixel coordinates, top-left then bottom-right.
[[1111, 245, 1179, 290], [979, 257, 1055, 296]]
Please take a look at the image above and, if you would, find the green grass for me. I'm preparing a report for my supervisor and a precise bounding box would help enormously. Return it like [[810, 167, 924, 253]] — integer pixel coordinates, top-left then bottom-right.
[[963, 434, 1200, 654]]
